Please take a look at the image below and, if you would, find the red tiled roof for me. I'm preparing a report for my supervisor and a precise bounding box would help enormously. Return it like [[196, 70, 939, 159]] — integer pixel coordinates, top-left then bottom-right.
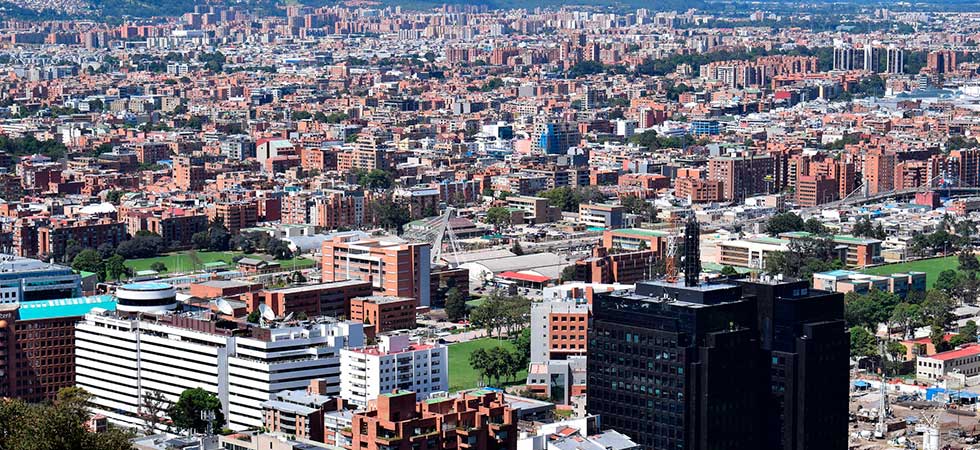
[[498, 271, 551, 283], [903, 334, 954, 345], [931, 344, 980, 362]]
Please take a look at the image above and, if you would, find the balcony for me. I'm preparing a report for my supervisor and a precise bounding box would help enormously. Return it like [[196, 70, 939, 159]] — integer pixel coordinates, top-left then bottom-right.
[[376, 434, 403, 445]]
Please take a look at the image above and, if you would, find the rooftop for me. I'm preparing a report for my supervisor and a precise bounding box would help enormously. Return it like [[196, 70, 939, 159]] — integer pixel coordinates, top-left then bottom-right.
[[17, 295, 117, 321], [929, 344, 980, 362], [120, 282, 173, 292], [612, 228, 668, 238]]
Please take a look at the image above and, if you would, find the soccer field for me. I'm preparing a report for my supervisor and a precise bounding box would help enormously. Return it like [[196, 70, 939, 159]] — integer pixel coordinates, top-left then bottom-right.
[[862, 256, 958, 289]]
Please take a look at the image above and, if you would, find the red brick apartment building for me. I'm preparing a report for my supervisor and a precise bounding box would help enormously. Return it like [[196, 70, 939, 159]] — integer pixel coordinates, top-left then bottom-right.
[[349, 296, 417, 339], [322, 236, 431, 307], [243, 280, 373, 318], [36, 217, 127, 260], [344, 389, 517, 450], [0, 295, 116, 401]]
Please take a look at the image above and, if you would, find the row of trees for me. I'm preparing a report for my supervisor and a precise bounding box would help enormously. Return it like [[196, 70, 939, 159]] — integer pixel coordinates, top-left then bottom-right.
[[766, 236, 843, 282], [228, 231, 293, 260], [468, 290, 532, 338], [537, 186, 606, 212], [763, 212, 828, 236], [469, 329, 531, 387], [627, 130, 705, 151]]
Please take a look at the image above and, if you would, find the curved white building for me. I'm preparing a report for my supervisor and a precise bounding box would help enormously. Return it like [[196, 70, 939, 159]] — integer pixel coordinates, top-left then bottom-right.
[[115, 282, 177, 313]]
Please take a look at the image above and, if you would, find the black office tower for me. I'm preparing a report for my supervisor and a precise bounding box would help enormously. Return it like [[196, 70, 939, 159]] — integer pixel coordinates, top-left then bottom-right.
[[587, 280, 765, 450], [588, 276, 848, 450], [736, 277, 849, 450]]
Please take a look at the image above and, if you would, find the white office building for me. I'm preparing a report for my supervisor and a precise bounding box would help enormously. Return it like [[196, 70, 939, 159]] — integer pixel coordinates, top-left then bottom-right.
[[75, 310, 364, 431], [340, 334, 447, 408]]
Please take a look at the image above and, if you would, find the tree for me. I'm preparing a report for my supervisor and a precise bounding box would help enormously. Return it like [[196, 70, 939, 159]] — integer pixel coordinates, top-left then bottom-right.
[[192, 231, 209, 250], [370, 200, 411, 235], [560, 265, 578, 282], [169, 388, 224, 434], [72, 249, 105, 281], [105, 190, 126, 204], [445, 287, 467, 322], [720, 265, 739, 277], [469, 290, 531, 338], [246, 310, 260, 324], [207, 225, 231, 252], [765, 212, 804, 236], [150, 262, 167, 273], [766, 237, 843, 282], [920, 290, 955, 329], [115, 234, 166, 259], [803, 218, 827, 235], [849, 326, 877, 358], [951, 320, 978, 348], [353, 169, 393, 190], [621, 196, 657, 223], [485, 207, 512, 228], [513, 327, 531, 369], [889, 302, 921, 339], [0, 387, 133, 450], [469, 348, 493, 386], [538, 187, 606, 212], [935, 269, 962, 296], [266, 239, 293, 260], [844, 289, 901, 329], [105, 255, 129, 281], [931, 325, 952, 353], [140, 390, 171, 435], [959, 250, 980, 273]]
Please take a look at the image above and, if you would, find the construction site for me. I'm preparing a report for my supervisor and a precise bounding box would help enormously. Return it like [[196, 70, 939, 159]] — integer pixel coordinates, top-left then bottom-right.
[[849, 374, 980, 450]]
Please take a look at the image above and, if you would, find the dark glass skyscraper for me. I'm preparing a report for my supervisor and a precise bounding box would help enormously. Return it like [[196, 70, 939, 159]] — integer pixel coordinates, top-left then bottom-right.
[[587, 277, 847, 450], [587, 221, 848, 450]]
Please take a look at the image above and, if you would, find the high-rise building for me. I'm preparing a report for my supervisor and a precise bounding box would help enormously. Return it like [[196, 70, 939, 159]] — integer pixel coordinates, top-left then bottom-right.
[[532, 122, 580, 155], [587, 221, 848, 450], [75, 311, 364, 431], [863, 45, 880, 73], [735, 278, 849, 450], [173, 155, 207, 191], [525, 283, 628, 404], [340, 334, 447, 408], [886, 45, 905, 74], [927, 50, 957, 74], [321, 236, 431, 307], [0, 294, 115, 401], [587, 278, 764, 449], [208, 201, 259, 234], [948, 149, 980, 187], [863, 150, 896, 195], [832, 44, 856, 71], [707, 154, 775, 201]]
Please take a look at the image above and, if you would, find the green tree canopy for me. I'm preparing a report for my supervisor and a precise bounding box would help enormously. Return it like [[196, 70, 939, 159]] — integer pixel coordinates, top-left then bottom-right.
[[765, 212, 804, 236], [849, 326, 877, 359], [169, 388, 224, 434], [0, 387, 133, 450]]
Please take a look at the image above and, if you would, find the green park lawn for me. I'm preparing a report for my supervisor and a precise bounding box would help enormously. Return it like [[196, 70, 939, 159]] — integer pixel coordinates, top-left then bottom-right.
[[125, 250, 316, 275], [274, 256, 317, 270], [448, 338, 526, 393], [124, 250, 243, 274], [862, 255, 958, 289]]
